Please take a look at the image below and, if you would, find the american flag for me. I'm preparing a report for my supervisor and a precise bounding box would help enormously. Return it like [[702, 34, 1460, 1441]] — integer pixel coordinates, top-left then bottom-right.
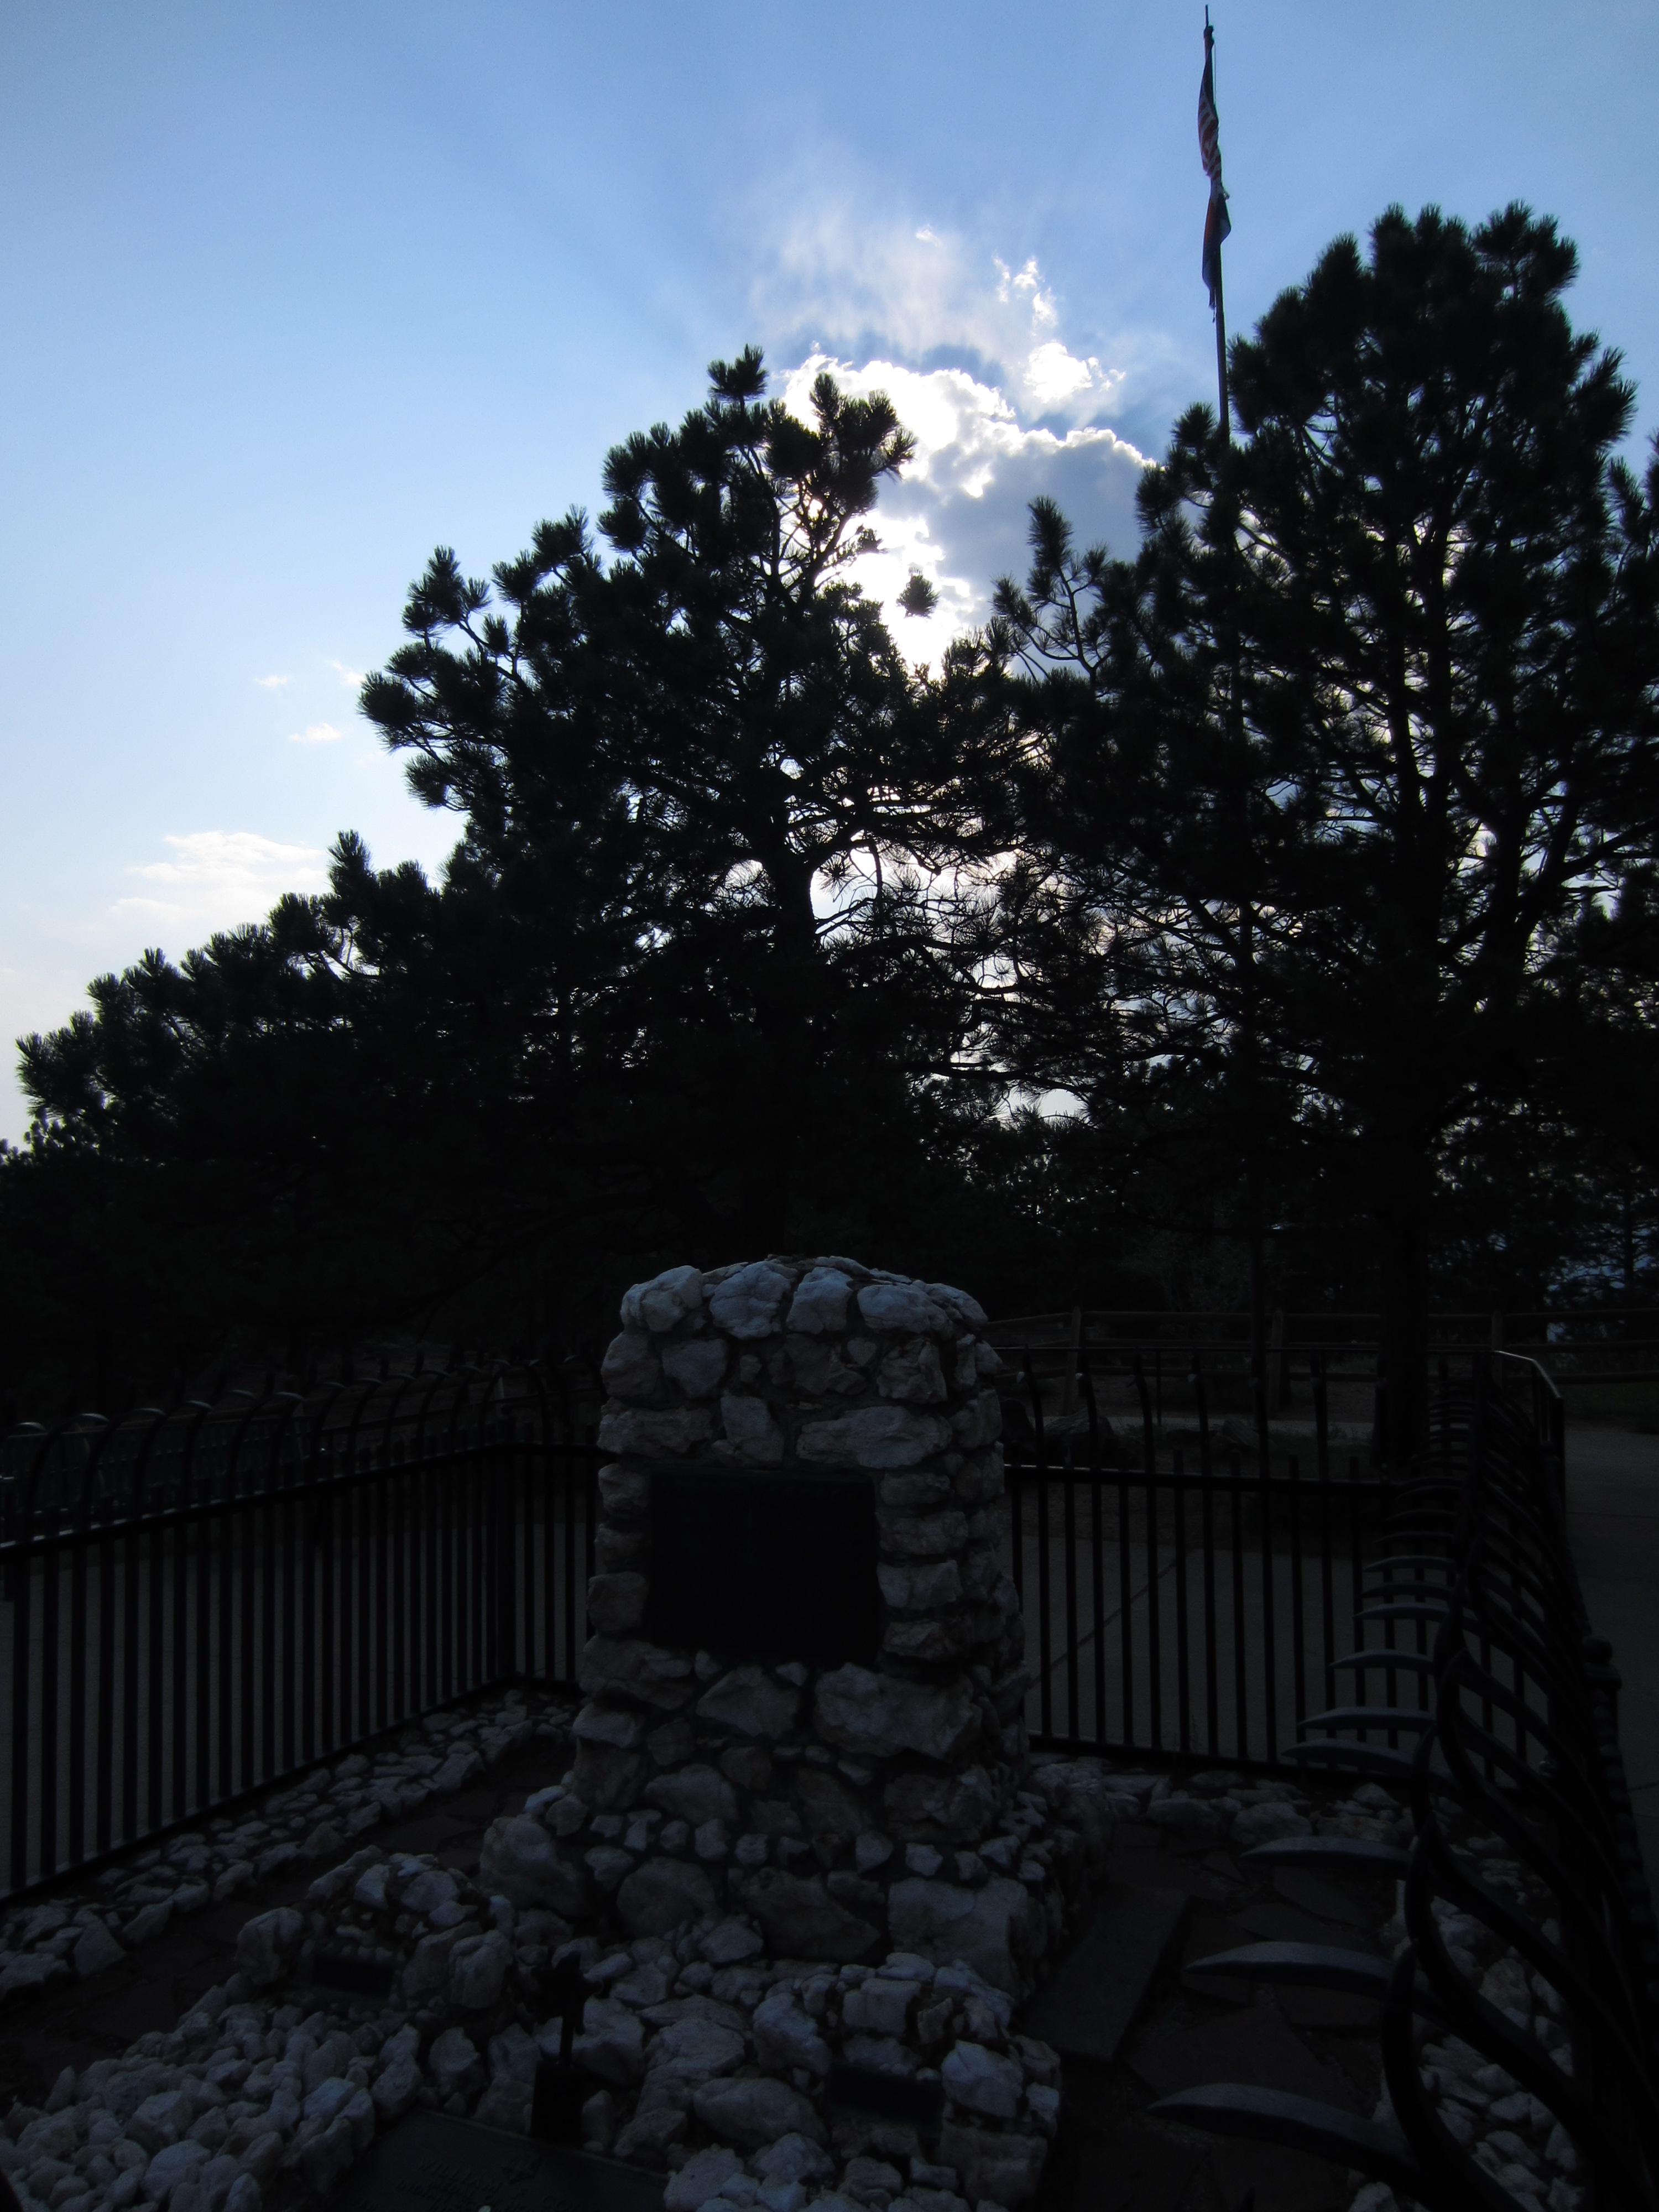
[[1198, 23, 1232, 307]]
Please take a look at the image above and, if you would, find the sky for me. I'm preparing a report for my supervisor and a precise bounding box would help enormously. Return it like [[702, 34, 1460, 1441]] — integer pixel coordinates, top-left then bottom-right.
[[2, 1, 1656, 1141]]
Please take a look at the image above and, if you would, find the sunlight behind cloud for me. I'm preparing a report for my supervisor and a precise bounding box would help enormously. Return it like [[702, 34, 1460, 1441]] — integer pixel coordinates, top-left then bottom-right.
[[114, 830, 327, 935], [779, 353, 1146, 662], [760, 205, 1151, 664]]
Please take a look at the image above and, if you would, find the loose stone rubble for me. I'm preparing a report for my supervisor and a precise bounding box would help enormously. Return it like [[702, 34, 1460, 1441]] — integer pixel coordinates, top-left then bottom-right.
[[0, 1750, 1589, 2212], [0, 1689, 576, 2010]]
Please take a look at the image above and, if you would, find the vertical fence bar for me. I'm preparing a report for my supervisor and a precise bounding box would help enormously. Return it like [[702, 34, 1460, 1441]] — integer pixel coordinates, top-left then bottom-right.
[[1146, 1398, 1164, 1756], [1348, 1458, 1365, 1739], [69, 1488, 89, 1867], [194, 1494, 212, 1817], [391, 1457, 408, 1723], [122, 1484, 142, 1850], [1082, 1364, 1107, 1749], [171, 1439, 193, 1823], [1288, 1452, 1307, 1731], [1254, 1360, 1279, 1762], [1173, 1452, 1190, 1756], [39, 1521, 60, 1887], [561, 1448, 578, 1684], [1061, 1446, 1078, 1743], [1229, 1447, 1248, 1760], [1315, 1354, 1336, 1711], [262, 1485, 278, 1784], [8, 1459, 37, 1891]]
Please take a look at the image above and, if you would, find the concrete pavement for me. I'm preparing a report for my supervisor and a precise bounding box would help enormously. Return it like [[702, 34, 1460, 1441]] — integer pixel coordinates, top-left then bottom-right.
[[1565, 1423, 1659, 1895]]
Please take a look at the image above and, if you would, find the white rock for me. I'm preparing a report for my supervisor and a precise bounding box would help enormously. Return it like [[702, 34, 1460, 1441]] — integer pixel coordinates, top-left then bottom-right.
[[786, 1269, 854, 1334], [925, 1282, 989, 1327], [130, 2091, 197, 2153], [693, 2076, 826, 2148], [298, 2114, 355, 2197], [696, 1667, 801, 1740], [73, 1919, 126, 1978], [479, 1816, 589, 1916], [428, 2027, 483, 2103], [370, 2059, 420, 2122], [197, 2152, 241, 2211], [221, 2177, 261, 2212], [721, 1394, 785, 1465], [856, 1283, 952, 1335], [663, 1339, 730, 1397], [890, 1882, 1041, 2000], [432, 1745, 484, 1792], [603, 1332, 662, 1397], [879, 1342, 948, 1405], [352, 1864, 389, 1911], [140, 2140, 208, 2201], [211, 1864, 252, 1905], [573, 1997, 646, 2085], [0, 1952, 67, 1999], [664, 2147, 745, 2212], [124, 1901, 174, 1947], [622, 1265, 706, 1334], [843, 1978, 915, 2036], [475, 2079, 533, 2132], [753, 2137, 835, 2185], [597, 1406, 717, 1457], [815, 1666, 977, 1761], [753, 1989, 832, 2076], [708, 1263, 794, 1340], [399, 1867, 458, 1917], [797, 1406, 952, 1470], [648, 2016, 747, 2083], [942, 2041, 1022, 2120], [448, 1930, 512, 2010], [302, 2077, 357, 2126], [233, 1909, 303, 1989]]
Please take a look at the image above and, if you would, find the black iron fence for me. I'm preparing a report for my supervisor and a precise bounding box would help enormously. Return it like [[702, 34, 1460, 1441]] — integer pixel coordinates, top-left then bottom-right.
[[2, 1365, 600, 1902], [6, 1338, 1656, 2203], [1004, 1346, 1391, 1769]]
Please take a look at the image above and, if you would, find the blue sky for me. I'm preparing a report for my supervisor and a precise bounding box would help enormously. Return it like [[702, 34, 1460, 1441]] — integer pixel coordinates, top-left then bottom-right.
[[3, 1, 1656, 1141]]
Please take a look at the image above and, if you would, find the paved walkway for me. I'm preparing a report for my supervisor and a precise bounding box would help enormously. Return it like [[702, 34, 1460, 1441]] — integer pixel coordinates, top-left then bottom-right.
[[1565, 1423, 1659, 1895]]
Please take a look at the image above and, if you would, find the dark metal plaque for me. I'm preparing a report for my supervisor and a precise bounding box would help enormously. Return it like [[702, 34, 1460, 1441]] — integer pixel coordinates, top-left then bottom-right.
[[330, 2108, 664, 2212], [645, 1464, 877, 1665]]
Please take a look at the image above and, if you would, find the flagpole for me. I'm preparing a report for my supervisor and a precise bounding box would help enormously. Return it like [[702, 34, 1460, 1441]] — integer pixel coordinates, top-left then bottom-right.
[[1206, 10, 1229, 442]]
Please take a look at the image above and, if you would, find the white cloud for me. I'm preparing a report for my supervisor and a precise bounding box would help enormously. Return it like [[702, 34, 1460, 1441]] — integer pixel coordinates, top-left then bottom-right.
[[288, 721, 345, 745], [756, 205, 1154, 663], [254, 672, 291, 689], [328, 658, 364, 688], [113, 830, 327, 934], [778, 353, 1146, 664], [1026, 340, 1113, 409]]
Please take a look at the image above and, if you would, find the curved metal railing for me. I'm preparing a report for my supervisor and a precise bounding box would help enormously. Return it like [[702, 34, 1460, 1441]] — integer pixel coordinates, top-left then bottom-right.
[[1154, 1358, 1659, 2209]]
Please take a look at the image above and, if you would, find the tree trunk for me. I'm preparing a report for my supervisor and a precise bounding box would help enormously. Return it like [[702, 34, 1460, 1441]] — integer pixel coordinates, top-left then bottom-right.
[[1376, 1149, 1431, 1465]]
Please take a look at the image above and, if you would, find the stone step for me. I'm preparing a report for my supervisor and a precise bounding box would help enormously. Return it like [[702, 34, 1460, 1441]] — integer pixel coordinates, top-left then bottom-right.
[[1020, 1882, 1190, 2065]]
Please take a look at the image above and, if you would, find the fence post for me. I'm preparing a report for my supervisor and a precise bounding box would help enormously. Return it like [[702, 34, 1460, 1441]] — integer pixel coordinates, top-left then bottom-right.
[[1060, 1307, 1083, 1417]]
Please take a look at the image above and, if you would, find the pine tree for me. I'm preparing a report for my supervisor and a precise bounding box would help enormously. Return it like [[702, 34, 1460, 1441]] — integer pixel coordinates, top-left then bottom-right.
[[997, 205, 1659, 1453]]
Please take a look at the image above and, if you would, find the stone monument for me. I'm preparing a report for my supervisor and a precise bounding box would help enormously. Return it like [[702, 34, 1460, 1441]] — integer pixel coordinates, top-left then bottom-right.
[[544, 1255, 1058, 1999]]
